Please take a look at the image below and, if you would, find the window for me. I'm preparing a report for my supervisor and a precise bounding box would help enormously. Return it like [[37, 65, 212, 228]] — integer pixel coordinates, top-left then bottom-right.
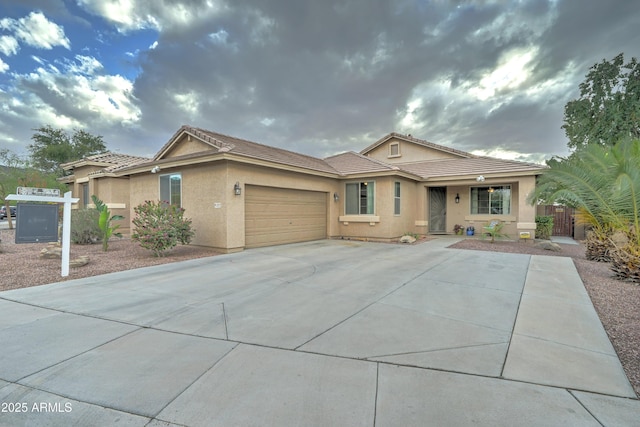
[[345, 181, 374, 214], [160, 173, 182, 207], [394, 182, 401, 215], [81, 183, 89, 208], [471, 185, 511, 214], [389, 142, 400, 157]]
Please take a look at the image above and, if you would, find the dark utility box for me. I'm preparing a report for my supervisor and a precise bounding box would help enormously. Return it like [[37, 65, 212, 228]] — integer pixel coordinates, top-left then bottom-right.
[[15, 203, 59, 243]]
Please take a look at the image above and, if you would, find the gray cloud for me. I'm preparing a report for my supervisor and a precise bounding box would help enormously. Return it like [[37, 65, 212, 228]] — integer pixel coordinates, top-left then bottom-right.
[[131, 0, 575, 159], [1, 0, 639, 163]]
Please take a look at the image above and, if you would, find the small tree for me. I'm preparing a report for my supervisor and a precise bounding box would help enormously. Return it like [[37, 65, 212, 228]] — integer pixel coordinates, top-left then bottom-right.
[[482, 220, 507, 243], [562, 53, 640, 151], [28, 126, 107, 176], [132, 200, 194, 257], [91, 195, 123, 252]]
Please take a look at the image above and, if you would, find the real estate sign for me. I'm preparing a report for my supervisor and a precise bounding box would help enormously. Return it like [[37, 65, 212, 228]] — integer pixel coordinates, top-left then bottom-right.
[[17, 187, 61, 197], [15, 203, 59, 243]]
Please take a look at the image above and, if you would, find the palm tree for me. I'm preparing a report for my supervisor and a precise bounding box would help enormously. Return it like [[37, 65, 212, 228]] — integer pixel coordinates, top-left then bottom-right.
[[530, 139, 640, 281]]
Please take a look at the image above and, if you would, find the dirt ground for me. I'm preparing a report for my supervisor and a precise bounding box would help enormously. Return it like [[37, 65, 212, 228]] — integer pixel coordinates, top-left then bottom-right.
[[1, 229, 638, 397]]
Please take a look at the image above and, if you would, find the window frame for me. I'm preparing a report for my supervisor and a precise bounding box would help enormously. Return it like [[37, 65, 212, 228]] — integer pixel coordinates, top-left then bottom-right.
[[345, 181, 375, 215], [470, 185, 511, 215], [81, 183, 89, 208], [160, 172, 182, 207], [389, 142, 401, 158], [394, 181, 401, 215]]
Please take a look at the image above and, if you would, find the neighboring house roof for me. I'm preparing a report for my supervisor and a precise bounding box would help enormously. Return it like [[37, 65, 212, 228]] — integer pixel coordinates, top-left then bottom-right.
[[152, 125, 340, 175], [399, 157, 545, 179], [360, 132, 477, 159], [61, 152, 150, 175]]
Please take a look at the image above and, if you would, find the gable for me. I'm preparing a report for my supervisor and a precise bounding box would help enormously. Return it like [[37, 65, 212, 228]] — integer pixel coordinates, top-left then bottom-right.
[[364, 136, 467, 164], [161, 133, 217, 159]]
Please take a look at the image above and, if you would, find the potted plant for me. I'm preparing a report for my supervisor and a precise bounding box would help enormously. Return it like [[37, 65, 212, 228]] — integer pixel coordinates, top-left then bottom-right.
[[466, 225, 475, 236], [453, 224, 465, 235]]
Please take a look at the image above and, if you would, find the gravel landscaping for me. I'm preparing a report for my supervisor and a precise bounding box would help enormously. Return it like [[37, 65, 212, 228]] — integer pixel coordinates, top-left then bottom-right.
[[0, 229, 220, 292], [0, 229, 637, 397]]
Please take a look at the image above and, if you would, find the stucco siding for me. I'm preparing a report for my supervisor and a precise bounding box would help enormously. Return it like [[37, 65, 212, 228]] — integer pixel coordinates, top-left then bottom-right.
[[227, 163, 339, 249], [336, 176, 419, 241], [366, 137, 463, 164], [164, 134, 215, 158]]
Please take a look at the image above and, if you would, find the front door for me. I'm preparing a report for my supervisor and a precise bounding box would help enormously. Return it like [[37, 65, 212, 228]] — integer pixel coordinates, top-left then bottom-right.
[[429, 187, 446, 233]]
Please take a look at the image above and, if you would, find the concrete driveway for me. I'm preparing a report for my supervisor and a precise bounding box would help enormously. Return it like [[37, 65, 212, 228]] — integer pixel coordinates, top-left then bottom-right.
[[0, 238, 638, 426]]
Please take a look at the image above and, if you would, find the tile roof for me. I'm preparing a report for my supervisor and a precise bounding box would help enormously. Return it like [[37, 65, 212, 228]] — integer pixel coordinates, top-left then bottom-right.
[[361, 132, 477, 159], [62, 152, 150, 174], [121, 125, 545, 180], [324, 151, 400, 175], [397, 157, 545, 179], [157, 125, 340, 175]]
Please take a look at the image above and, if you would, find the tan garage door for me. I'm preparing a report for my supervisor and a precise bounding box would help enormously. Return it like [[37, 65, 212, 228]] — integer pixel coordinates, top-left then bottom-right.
[[245, 185, 327, 248]]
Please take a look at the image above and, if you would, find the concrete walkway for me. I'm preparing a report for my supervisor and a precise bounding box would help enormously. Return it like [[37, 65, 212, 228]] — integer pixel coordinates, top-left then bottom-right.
[[0, 239, 638, 426], [551, 235, 580, 245]]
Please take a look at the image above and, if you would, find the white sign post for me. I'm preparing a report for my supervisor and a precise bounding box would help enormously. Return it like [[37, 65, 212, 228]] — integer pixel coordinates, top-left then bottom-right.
[[6, 190, 79, 277]]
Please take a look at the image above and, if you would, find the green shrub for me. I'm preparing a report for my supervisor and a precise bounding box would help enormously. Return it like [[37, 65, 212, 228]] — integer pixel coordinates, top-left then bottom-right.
[[535, 215, 554, 240], [92, 195, 124, 252], [131, 200, 194, 257], [71, 209, 101, 244]]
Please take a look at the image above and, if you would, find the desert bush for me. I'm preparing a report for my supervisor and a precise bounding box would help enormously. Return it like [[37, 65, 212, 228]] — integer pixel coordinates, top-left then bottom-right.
[[132, 200, 194, 257], [71, 208, 101, 244], [535, 215, 554, 240]]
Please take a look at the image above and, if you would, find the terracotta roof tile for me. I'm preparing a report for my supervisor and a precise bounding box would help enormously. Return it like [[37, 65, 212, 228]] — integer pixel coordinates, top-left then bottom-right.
[[398, 157, 545, 179], [62, 152, 150, 174], [324, 151, 399, 175], [191, 127, 340, 174], [132, 126, 546, 179]]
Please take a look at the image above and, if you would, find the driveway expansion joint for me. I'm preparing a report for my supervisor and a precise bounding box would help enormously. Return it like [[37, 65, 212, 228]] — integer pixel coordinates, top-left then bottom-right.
[[2, 240, 637, 424]]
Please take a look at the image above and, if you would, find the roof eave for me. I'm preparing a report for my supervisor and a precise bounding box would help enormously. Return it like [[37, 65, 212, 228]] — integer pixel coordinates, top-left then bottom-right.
[[119, 151, 341, 179], [422, 169, 544, 182], [338, 170, 422, 181], [57, 175, 75, 183], [61, 160, 114, 171]]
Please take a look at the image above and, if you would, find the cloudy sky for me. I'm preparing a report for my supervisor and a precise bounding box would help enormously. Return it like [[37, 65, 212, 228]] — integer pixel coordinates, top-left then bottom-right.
[[0, 0, 638, 164]]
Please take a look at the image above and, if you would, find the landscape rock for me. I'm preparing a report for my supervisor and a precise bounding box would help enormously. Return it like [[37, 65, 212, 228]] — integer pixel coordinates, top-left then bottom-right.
[[400, 235, 416, 244], [39, 245, 62, 258], [70, 255, 89, 268], [534, 240, 562, 252]]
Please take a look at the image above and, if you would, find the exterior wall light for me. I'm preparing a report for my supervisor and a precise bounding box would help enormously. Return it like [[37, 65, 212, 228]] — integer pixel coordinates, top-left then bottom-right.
[[455, 193, 460, 204], [334, 192, 339, 202], [151, 166, 161, 174], [234, 182, 241, 196], [476, 175, 485, 182]]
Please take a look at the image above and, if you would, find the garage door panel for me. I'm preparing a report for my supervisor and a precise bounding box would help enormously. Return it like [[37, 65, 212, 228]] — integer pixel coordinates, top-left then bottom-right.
[[245, 186, 327, 248]]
